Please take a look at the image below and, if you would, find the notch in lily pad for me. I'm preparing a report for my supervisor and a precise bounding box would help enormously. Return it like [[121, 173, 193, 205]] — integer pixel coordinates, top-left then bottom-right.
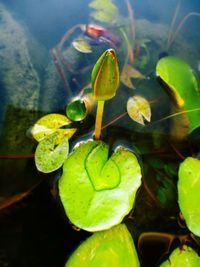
[[92, 48, 119, 139]]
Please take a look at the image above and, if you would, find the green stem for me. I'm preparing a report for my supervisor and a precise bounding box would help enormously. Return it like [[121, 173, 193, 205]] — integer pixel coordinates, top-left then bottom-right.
[[94, 100, 105, 140]]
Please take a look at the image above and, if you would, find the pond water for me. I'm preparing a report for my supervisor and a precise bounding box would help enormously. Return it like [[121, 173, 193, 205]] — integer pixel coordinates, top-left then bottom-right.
[[0, 0, 200, 266]]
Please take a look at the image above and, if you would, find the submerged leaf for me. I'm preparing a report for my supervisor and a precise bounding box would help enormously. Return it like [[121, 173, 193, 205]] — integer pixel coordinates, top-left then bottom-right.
[[65, 224, 140, 267], [159, 245, 200, 266], [156, 56, 200, 133], [59, 140, 142, 231], [89, 0, 119, 24], [35, 132, 69, 173], [178, 157, 200, 237], [31, 113, 76, 142], [121, 64, 146, 89], [72, 38, 92, 53], [127, 95, 151, 125]]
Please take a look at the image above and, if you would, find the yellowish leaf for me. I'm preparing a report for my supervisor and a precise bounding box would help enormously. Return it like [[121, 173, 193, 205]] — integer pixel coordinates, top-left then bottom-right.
[[121, 64, 146, 89], [127, 95, 151, 125], [72, 38, 92, 53]]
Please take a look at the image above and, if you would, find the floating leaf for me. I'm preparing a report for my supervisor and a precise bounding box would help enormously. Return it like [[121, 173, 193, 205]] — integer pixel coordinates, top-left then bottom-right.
[[159, 245, 200, 266], [89, 0, 119, 24], [35, 132, 69, 173], [91, 48, 119, 101], [156, 56, 200, 133], [59, 140, 142, 232], [66, 98, 88, 121], [121, 64, 146, 89], [31, 113, 76, 142], [127, 95, 151, 125], [178, 157, 200, 237], [72, 38, 92, 53], [65, 224, 140, 267]]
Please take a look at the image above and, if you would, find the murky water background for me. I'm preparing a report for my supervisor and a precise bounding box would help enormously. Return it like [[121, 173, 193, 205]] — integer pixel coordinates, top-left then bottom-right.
[[0, 0, 200, 266]]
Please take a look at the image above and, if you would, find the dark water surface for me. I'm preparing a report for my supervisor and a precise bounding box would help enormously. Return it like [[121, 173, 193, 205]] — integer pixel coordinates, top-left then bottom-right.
[[1, 0, 200, 266]]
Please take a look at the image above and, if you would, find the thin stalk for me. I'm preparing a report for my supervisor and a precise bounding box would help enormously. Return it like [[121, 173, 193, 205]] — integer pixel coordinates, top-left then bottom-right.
[[168, 12, 200, 49], [124, 0, 136, 41], [94, 100, 105, 140]]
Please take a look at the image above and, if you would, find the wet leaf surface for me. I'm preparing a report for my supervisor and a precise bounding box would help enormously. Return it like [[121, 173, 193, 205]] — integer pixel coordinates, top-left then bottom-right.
[[65, 224, 140, 267], [59, 140, 142, 232], [35, 132, 69, 173], [178, 157, 200, 237]]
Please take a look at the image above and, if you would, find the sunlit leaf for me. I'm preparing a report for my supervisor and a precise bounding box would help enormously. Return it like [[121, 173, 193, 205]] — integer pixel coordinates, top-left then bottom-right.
[[65, 224, 140, 267], [89, 0, 119, 24], [121, 64, 146, 89], [178, 157, 200, 237], [127, 95, 151, 125], [31, 113, 76, 142], [59, 140, 142, 232], [35, 132, 69, 173], [156, 56, 200, 134], [72, 38, 92, 53], [91, 48, 119, 101], [159, 245, 200, 267]]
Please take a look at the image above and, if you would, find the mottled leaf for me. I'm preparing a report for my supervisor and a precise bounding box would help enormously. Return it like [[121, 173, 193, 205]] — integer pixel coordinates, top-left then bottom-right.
[[31, 113, 76, 143], [65, 224, 140, 267], [59, 140, 142, 231], [178, 157, 200, 237], [35, 132, 69, 173], [121, 64, 146, 89], [159, 245, 200, 267], [72, 38, 92, 53], [127, 95, 151, 125]]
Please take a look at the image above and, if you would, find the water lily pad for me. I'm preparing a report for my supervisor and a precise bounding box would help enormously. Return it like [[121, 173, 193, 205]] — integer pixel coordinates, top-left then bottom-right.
[[156, 56, 200, 133], [127, 95, 151, 125], [59, 140, 142, 232], [66, 98, 88, 121], [159, 245, 200, 267], [35, 132, 69, 173], [178, 157, 200, 236], [32, 113, 76, 142], [65, 224, 140, 267]]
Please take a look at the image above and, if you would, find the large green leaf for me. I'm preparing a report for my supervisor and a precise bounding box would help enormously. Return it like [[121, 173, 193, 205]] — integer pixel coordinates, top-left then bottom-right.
[[178, 157, 200, 236], [35, 132, 69, 173], [156, 56, 200, 133], [65, 224, 140, 267], [59, 140, 142, 232], [159, 245, 200, 267]]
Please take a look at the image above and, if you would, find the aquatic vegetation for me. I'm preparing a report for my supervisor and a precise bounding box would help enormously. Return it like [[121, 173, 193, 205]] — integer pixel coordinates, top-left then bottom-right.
[[156, 56, 200, 137], [92, 48, 119, 139], [159, 245, 200, 266], [66, 98, 89, 121], [65, 224, 140, 267], [127, 95, 151, 125], [178, 157, 200, 237]]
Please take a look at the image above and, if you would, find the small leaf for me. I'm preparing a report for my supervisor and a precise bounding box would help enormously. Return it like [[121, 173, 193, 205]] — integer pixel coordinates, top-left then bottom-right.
[[178, 157, 200, 237], [127, 95, 151, 125], [32, 113, 76, 142], [91, 48, 119, 101], [72, 38, 92, 53], [66, 98, 88, 121], [89, 0, 119, 24], [159, 245, 200, 266], [65, 224, 140, 267], [121, 64, 146, 89], [35, 132, 69, 173], [59, 140, 142, 231]]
